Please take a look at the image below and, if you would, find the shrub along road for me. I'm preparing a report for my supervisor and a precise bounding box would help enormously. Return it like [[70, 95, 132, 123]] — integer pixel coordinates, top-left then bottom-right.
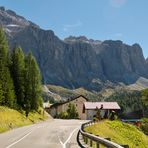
[[0, 119, 87, 148]]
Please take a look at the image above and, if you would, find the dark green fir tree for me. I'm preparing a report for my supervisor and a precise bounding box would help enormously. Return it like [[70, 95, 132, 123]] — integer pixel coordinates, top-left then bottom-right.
[[0, 27, 15, 107], [24, 52, 42, 114], [11, 47, 25, 109]]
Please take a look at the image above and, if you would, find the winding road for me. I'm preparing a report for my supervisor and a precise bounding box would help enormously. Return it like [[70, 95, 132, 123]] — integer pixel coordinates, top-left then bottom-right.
[[0, 119, 86, 148]]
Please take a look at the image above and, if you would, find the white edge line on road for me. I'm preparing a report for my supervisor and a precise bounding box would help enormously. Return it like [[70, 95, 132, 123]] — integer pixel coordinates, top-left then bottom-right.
[[5, 131, 32, 148], [58, 127, 79, 148], [5, 126, 42, 148]]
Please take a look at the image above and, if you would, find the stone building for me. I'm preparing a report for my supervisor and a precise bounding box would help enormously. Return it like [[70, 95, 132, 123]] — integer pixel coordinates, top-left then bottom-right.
[[49, 95, 88, 120]]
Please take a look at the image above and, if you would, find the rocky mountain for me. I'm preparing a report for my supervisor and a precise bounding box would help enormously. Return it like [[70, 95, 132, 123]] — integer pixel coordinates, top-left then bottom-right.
[[146, 58, 148, 64], [0, 7, 38, 36], [0, 7, 148, 91]]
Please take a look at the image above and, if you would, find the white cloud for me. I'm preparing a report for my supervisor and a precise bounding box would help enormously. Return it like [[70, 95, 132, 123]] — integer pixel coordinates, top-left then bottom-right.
[[63, 21, 82, 32], [110, 0, 127, 8]]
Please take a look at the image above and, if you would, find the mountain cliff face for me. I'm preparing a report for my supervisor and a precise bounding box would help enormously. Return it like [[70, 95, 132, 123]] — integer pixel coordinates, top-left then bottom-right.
[[0, 7, 148, 91], [98, 41, 148, 83]]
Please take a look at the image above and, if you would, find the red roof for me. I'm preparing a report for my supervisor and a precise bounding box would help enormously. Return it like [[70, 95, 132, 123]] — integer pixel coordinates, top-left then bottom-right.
[[84, 102, 120, 110]]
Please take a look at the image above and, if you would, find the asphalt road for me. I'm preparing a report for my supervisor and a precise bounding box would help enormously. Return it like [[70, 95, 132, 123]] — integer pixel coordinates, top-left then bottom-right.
[[0, 119, 87, 148]]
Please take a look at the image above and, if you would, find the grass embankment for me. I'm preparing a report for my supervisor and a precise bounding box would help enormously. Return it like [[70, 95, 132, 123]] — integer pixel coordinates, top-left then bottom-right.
[[85, 120, 148, 148], [0, 106, 49, 133]]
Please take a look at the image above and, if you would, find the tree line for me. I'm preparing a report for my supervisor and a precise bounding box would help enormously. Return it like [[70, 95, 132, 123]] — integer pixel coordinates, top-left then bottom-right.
[[0, 28, 42, 115], [106, 88, 148, 118]]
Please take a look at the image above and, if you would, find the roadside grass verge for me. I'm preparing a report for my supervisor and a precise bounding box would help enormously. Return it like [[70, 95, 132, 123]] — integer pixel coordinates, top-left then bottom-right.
[[0, 106, 49, 133], [85, 120, 148, 148]]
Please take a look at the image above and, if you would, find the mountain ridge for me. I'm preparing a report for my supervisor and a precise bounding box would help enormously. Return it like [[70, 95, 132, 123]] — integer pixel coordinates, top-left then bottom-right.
[[0, 7, 148, 91]]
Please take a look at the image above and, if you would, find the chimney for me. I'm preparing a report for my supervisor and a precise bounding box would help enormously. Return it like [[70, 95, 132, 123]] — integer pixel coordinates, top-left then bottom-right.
[[100, 104, 103, 109]]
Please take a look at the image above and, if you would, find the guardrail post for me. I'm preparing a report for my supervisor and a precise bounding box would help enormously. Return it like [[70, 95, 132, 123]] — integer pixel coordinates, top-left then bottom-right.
[[121, 145, 129, 148], [86, 137, 88, 144], [95, 135, 100, 148], [96, 142, 100, 148], [83, 135, 85, 142], [105, 138, 111, 148], [105, 138, 111, 141], [90, 139, 93, 147]]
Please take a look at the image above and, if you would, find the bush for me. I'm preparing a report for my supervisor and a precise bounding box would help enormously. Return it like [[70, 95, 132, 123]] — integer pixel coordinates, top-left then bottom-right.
[[37, 108, 42, 114], [140, 118, 148, 135], [58, 112, 68, 119]]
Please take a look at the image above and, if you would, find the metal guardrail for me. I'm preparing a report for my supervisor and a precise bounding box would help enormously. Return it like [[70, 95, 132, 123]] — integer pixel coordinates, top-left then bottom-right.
[[77, 121, 129, 148]]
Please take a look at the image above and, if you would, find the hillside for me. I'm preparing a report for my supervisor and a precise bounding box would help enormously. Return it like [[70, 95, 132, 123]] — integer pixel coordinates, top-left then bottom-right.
[[128, 77, 148, 91], [43, 84, 148, 118], [45, 84, 102, 101], [43, 84, 140, 102], [0, 106, 49, 133], [0, 7, 148, 91], [85, 120, 148, 148]]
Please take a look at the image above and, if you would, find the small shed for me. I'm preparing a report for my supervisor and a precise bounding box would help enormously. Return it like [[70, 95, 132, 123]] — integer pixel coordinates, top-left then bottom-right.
[[84, 102, 121, 120]]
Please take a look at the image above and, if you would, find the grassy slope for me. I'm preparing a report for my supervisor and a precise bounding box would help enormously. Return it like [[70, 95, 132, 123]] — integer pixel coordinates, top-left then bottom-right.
[[0, 106, 49, 133], [85, 120, 148, 148]]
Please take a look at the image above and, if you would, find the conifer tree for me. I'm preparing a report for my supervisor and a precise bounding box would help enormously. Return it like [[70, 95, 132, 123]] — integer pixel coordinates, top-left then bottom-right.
[[0, 27, 15, 107], [141, 88, 148, 116], [67, 103, 79, 119], [24, 52, 42, 113], [142, 89, 148, 106], [0, 83, 4, 104], [11, 47, 25, 108]]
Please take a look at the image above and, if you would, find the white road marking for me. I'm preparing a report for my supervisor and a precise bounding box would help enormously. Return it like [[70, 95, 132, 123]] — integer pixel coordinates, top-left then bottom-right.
[[58, 127, 79, 148], [59, 138, 65, 147], [5, 126, 42, 148], [6, 131, 32, 148]]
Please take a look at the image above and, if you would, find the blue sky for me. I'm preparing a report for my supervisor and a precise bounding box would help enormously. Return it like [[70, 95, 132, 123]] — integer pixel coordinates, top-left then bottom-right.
[[0, 0, 148, 58]]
